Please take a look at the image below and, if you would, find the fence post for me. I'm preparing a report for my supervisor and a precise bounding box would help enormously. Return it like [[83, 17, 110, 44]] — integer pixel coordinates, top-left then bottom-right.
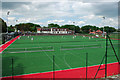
[[105, 34, 108, 78], [12, 58, 14, 80], [53, 55, 55, 80], [86, 53, 88, 80]]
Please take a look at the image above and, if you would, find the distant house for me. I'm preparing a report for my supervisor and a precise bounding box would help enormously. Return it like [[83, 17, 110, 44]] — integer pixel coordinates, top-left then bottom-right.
[[37, 28, 74, 34], [96, 30, 103, 34], [89, 29, 103, 35], [89, 30, 96, 34]]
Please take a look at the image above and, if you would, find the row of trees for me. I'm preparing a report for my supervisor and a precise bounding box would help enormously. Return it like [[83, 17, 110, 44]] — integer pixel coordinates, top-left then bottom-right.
[[0, 18, 41, 33], [15, 23, 40, 32], [81, 25, 116, 33], [0, 18, 117, 33]]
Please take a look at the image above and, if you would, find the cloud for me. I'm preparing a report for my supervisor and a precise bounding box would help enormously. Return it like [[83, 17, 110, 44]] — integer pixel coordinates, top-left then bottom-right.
[[2, 2, 31, 10], [47, 20, 65, 24], [77, 21, 85, 25], [92, 2, 118, 18], [18, 17, 39, 23], [65, 20, 85, 26], [2, 0, 119, 2], [102, 18, 118, 27], [72, 2, 93, 15], [2, 0, 69, 2], [8, 17, 15, 21], [1, 0, 119, 28], [80, 14, 96, 20]]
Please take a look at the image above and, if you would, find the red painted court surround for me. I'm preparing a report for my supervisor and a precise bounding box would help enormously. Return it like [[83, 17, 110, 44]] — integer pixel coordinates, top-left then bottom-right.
[[1, 36, 119, 79], [2, 62, 119, 79], [0, 36, 20, 53]]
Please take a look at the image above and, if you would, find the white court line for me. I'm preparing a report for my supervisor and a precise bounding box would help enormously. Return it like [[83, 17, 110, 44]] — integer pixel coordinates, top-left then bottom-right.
[[61, 41, 102, 67], [28, 37, 62, 70], [63, 52, 72, 69], [44, 52, 61, 70], [49, 36, 73, 69], [30, 37, 62, 70]]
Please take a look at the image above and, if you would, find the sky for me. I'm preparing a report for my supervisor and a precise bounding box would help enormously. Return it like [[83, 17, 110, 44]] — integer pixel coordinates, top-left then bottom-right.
[[1, 0, 120, 29]]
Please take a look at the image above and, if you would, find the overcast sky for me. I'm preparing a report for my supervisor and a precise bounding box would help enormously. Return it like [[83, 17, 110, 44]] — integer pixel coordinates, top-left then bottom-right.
[[1, 0, 120, 28]]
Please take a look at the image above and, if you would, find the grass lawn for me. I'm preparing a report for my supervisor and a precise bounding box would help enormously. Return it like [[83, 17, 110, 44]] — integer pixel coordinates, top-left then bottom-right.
[[2, 35, 119, 77]]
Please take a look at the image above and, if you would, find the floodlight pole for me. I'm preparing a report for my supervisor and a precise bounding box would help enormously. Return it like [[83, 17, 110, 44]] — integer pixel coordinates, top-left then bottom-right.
[[7, 11, 10, 33], [15, 20, 18, 32], [7, 14, 8, 33], [73, 22, 75, 34], [102, 17, 105, 37]]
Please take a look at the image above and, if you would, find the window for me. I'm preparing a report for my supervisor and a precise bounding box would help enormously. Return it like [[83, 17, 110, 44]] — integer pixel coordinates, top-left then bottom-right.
[[57, 29, 59, 31], [65, 29, 66, 31]]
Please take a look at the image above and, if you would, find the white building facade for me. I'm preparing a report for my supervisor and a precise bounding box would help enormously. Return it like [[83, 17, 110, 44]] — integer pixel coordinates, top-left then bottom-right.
[[37, 28, 73, 34]]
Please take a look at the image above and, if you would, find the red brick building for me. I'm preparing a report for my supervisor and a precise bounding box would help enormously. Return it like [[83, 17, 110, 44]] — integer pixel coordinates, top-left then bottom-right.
[[89, 30, 103, 35]]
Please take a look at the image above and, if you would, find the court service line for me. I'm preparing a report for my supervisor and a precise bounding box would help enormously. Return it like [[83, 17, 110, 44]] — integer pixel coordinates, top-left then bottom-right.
[[41, 47, 62, 70]]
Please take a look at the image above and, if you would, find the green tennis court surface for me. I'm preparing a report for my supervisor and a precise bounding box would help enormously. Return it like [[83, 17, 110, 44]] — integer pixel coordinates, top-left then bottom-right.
[[2, 35, 119, 77]]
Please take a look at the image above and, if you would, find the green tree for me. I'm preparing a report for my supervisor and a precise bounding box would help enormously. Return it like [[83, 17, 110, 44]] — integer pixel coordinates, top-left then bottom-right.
[[8, 25, 15, 32], [48, 23, 60, 28], [74, 26, 80, 33], [100, 27, 103, 31], [43, 26, 46, 28], [104, 26, 116, 33], [0, 18, 7, 33], [81, 25, 99, 33], [15, 23, 41, 32], [61, 25, 80, 33], [30, 26, 37, 32], [117, 29, 120, 32]]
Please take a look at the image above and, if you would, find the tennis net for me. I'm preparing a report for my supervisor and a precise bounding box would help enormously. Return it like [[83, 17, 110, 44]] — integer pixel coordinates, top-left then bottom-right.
[[61, 44, 102, 50], [3, 46, 54, 53]]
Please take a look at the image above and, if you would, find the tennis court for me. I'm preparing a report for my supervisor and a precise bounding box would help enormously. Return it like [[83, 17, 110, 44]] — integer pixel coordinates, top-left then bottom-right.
[[2, 35, 119, 78]]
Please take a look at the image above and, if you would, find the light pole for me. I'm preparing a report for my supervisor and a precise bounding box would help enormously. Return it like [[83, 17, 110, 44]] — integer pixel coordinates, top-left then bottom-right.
[[102, 16, 105, 37], [15, 20, 18, 32], [73, 22, 75, 34], [7, 11, 10, 33]]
